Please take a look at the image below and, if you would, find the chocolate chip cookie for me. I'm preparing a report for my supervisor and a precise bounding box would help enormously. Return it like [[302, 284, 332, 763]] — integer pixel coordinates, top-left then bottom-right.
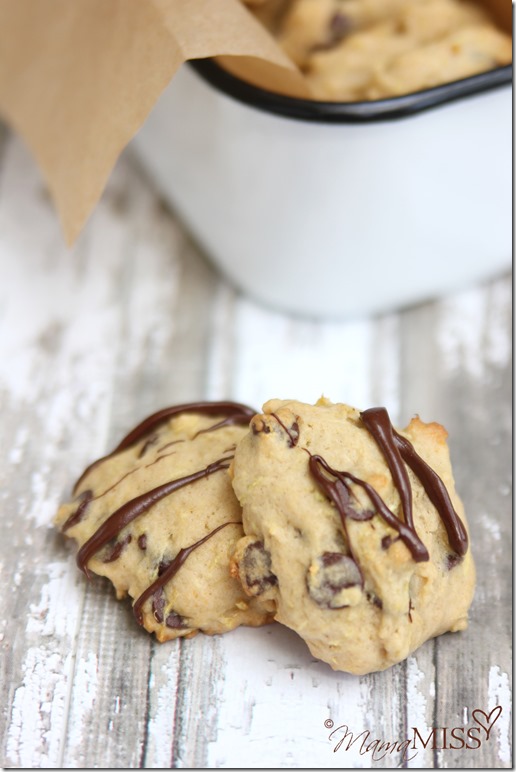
[[230, 398, 475, 674], [250, 0, 511, 101], [55, 402, 274, 641]]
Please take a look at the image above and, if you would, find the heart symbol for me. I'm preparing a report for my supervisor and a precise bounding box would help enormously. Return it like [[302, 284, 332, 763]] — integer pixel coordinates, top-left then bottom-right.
[[472, 706, 502, 740]]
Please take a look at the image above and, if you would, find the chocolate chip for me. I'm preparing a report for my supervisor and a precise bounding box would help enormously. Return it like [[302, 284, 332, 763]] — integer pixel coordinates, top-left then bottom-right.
[[102, 533, 132, 563], [62, 489, 93, 532], [165, 611, 187, 629], [346, 503, 375, 522], [152, 587, 166, 623], [446, 553, 462, 570], [241, 541, 277, 596], [311, 11, 353, 53], [329, 11, 352, 42], [320, 552, 345, 568], [152, 588, 187, 628], [366, 592, 383, 610], [252, 420, 271, 435], [307, 552, 363, 609], [289, 421, 300, 447], [137, 533, 147, 551], [157, 559, 171, 577]]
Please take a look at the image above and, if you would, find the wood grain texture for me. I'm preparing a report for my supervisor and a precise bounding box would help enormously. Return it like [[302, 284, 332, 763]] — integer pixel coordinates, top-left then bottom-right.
[[0, 130, 511, 769]]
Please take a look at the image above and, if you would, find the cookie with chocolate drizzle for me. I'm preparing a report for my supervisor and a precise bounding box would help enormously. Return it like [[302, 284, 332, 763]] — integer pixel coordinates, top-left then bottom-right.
[[230, 397, 475, 674], [54, 402, 274, 641]]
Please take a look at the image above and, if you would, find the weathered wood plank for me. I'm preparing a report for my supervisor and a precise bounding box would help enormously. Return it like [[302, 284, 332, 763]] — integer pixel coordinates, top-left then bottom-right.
[[0, 133, 98, 769]]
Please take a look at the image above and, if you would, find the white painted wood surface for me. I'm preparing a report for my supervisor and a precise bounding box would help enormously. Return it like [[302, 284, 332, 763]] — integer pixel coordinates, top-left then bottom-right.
[[0, 128, 511, 769]]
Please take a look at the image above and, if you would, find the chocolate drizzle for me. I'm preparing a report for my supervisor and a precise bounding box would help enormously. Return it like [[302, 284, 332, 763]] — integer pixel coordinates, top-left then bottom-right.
[[360, 408, 468, 558], [271, 413, 300, 447], [360, 408, 416, 534], [308, 406, 468, 565], [132, 520, 240, 626], [76, 457, 233, 578], [73, 401, 255, 494], [389, 429, 468, 557], [138, 434, 158, 458], [113, 401, 254, 452], [309, 454, 429, 563]]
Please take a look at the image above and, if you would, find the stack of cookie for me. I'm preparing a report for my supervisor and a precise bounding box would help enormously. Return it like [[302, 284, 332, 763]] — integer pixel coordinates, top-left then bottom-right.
[[55, 397, 475, 675], [247, 0, 512, 101]]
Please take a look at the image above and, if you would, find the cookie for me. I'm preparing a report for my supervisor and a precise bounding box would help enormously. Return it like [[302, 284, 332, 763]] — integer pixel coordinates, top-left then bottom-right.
[[251, 0, 511, 101], [366, 24, 513, 99], [55, 401, 274, 641], [230, 398, 475, 674]]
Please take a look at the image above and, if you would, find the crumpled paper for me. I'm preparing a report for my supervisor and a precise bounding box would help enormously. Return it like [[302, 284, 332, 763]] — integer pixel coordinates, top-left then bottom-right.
[[0, 0, 308, 243]]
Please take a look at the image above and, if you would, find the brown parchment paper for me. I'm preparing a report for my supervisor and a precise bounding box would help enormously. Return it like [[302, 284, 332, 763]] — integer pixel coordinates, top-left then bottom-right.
[[0, 0, 308, 244]]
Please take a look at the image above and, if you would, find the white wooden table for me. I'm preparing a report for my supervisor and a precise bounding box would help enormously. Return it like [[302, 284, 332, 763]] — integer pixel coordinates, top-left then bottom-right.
[[0, 128, 511, 769]]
